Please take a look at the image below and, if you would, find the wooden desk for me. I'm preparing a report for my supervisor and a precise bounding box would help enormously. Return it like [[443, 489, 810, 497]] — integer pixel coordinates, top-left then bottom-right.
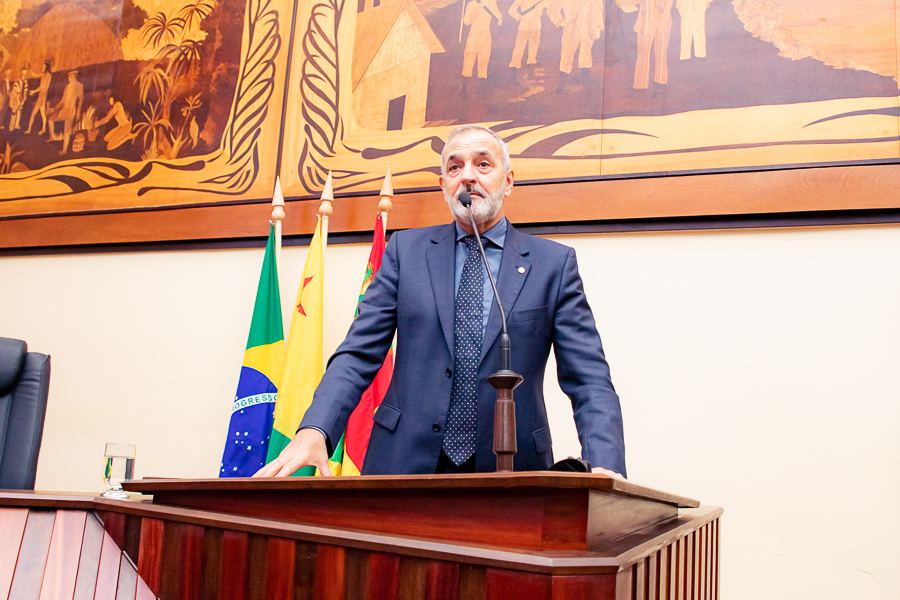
[[0, 474, 721, 599]]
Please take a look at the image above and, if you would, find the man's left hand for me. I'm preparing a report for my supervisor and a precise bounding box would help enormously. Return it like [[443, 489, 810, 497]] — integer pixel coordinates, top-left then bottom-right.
[[592, 466, 625, 481]]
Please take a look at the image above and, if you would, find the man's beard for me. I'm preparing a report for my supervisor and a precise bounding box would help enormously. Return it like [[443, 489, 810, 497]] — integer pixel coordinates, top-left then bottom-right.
[[444, 183, 504, 228]]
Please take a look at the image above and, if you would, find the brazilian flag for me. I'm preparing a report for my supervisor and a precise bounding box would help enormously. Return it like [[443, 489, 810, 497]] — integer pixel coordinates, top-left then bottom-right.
[[220, 225, 285, 477]]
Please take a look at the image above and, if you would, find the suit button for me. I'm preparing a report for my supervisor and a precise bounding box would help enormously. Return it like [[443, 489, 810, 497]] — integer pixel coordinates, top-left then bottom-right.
[[446, 368, 452, 377], [433, 424, 441, 432]]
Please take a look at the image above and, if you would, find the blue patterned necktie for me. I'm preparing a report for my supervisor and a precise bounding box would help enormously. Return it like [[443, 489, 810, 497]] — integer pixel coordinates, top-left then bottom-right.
[[443, 236, 484, 465]]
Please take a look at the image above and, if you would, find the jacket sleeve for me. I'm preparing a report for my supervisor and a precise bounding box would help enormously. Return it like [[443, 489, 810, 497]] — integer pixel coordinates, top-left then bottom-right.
[[298, 233, 401, 449], [552, 247, 627, 476]]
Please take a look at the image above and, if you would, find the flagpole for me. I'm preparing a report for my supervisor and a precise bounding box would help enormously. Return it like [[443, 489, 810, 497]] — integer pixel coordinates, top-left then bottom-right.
[[271, 176, 285, 268], [318, 171, 334, 259], [378, 167, 393, 234]]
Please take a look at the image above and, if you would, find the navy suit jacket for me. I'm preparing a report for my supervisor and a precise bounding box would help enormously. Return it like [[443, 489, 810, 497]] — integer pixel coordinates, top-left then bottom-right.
[[299, 221, 626, 476]]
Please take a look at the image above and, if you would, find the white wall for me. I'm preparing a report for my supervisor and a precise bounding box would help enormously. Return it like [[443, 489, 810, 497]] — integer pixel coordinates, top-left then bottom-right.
[[1, 223, 898, 599]]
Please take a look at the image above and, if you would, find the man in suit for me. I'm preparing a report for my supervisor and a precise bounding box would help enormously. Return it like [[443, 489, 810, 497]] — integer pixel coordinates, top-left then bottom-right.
[[255, 125, 626, 478]]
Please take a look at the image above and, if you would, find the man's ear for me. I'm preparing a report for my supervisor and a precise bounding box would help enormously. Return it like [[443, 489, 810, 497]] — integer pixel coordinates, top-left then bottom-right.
[[504, 168, 515, 197]]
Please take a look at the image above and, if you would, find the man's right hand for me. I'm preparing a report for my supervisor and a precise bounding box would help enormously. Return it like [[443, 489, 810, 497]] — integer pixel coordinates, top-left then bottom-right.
[[253, 428, 332, 477]]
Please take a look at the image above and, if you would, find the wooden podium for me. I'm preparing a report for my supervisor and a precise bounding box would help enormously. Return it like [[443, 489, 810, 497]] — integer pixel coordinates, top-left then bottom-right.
[[0, 474, 720, 600]]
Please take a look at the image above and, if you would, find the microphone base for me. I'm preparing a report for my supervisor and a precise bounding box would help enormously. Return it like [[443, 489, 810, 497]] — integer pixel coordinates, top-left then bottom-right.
[[489, 370, 523, 472]]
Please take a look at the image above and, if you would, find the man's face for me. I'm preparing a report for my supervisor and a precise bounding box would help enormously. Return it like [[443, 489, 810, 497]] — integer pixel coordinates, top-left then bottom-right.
[[439, 129, 514, 229]]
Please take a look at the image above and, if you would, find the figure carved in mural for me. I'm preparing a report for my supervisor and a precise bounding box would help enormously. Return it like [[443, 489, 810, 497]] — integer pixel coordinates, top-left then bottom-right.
[[550, 0, 604, 77], [25, 61, 52, 135], [49, 70, 84, 155], [619, 0, 675, 89], [0, 70, 10, 131], [94, 96, 137, 151], [508, 0, 546, 69], [677, 0, 711, 59], [8, 68, 28, 131], [462, 0, 502, 80]]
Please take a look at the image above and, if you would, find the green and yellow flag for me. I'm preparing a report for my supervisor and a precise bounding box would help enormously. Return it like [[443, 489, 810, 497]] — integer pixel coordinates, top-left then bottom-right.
[[265, 217, 324, 475], [220, 225, 284, 477]]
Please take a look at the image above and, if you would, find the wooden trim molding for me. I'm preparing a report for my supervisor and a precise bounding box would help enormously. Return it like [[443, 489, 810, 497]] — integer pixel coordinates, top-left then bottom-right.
[[2, 163, 900, 251]]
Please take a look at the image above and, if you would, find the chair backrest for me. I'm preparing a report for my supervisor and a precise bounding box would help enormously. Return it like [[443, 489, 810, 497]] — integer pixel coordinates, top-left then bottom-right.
[[0, 337, 51, 490]]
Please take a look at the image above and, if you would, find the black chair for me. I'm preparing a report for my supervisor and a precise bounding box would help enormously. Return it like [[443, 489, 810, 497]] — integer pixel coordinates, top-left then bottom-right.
[[0, 338, 50, 490]]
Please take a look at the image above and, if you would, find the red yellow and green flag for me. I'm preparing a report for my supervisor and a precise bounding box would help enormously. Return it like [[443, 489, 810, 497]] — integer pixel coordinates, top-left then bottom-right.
[[335, 213, 394, 476]]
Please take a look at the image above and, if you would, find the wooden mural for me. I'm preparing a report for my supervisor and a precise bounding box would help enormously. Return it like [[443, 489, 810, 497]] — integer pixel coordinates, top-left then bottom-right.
[[0, 0, 289, 220], [2, 0, 900, 237], [279, 0, 900, 197]]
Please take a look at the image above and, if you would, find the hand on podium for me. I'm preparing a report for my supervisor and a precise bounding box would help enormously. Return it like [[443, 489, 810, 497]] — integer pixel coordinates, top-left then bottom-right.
[[591, 466, 626, 481], [253, 428, 332, 477]]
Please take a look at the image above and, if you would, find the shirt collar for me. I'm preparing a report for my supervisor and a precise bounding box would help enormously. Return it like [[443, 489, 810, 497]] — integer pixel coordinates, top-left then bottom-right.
[[454, 216, 507, 249]]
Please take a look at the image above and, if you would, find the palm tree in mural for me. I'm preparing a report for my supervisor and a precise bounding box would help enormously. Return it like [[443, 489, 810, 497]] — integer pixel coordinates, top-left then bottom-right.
[[0, 143, 27, 174], [142, 12, 186, 48], [133, 102, 173, 159], [134, 4, 209, 159], [178, 0, 215, 31]]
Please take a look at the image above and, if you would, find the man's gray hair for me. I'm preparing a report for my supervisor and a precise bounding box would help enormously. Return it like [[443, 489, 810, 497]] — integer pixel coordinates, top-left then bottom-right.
[[441, 124, 511, 174]]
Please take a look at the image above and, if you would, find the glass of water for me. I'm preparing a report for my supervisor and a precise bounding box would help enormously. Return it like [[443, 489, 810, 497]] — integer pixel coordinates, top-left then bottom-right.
[[101, 443, 136, 499]]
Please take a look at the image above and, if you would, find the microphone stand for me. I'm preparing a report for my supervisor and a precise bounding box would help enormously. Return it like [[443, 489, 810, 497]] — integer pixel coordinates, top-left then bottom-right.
[[460, 192, 523, 472]]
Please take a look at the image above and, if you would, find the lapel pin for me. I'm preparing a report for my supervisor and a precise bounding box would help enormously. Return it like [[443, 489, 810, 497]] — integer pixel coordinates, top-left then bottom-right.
[[517, 266, 526, 274]]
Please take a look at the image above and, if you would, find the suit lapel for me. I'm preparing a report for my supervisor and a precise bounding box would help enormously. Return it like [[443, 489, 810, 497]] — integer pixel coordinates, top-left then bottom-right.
[[480, 224, 531, 364], [426, 224, 457, 357]]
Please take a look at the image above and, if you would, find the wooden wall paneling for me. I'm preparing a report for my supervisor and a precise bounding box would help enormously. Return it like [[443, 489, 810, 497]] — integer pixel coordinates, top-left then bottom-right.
[[365, 552, 399, 600], [100, 512, 126, 550], [92, 531, 123, 600], [709, 523, 716, 600], [200, 528, 223, 600], [39, 510, 88, 600], [157, 521, 184, 600], [136, 518, 164, 597], [398, 556, 426, 600], [292, 541, 317, 600], [218, 530, 249, 600], [684, 534, 693, 600], [458, 565, 486, 600], [633, 558, 646, 600], [246, 534, 270, 600], [8, 510, 56, 600], [695, 529, 703, 600], [667, 542, 677, 600], [113, 555, 137, 600], [615, 566, 633, 600], [263, 538, 296, 600], [342, 548, 369, 600], [657, 544, 672, 600], [648, 552, 658, 600], [712, 520, 719, 600], [425, 559, 459, 600], [484, 568, 551, 600], [123, 515, 143, 566], [73, 514, 106, 600], [313, 545, 346, 600], [549, 575, 616, 600], [0, 508, 29, 599], [180, 524, 205, 600], [702, 523, 712, 600]]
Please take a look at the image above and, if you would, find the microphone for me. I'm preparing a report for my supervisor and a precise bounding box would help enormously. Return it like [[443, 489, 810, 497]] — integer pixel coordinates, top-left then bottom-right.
[[458, 189, 523, 471], [458, 190, 512, 372]]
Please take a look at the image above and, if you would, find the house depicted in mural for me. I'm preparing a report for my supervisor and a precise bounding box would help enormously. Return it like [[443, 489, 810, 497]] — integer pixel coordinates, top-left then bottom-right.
[[351, 0, 444, 131]]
